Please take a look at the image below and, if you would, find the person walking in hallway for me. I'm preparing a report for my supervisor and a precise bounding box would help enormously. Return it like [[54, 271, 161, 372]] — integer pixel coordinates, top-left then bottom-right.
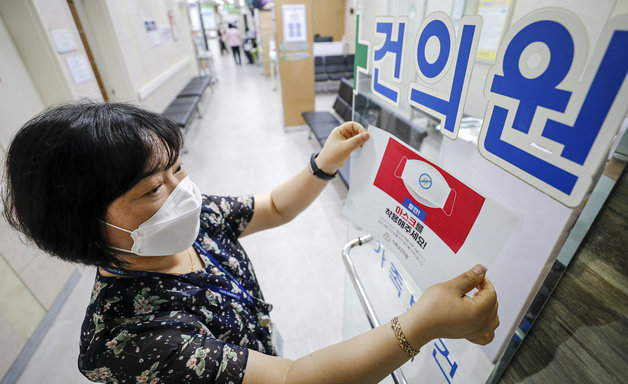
[[223, 23, 243, 65], [218, 25, 229, 56]]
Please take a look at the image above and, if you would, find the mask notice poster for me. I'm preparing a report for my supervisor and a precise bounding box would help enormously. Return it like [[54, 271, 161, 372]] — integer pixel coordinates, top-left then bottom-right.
[[345, 126, 518, 291]]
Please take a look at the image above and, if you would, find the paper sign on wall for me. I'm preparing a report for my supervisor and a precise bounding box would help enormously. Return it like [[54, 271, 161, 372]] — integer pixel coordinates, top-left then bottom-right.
[[50, 28, 77, 54], [65, 54, 93, 85], [144, 19, 161, 47], [345, 127, 518, 290], [282, 4, 307, 43]]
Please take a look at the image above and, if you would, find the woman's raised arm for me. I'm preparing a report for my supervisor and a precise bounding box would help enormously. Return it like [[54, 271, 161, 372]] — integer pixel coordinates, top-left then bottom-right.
[[243, 265, 499, 384], [240, 122, 369, 237]]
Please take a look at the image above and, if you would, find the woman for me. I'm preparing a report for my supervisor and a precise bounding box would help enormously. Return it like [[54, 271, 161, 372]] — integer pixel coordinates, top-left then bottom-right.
[[223, 23, 242, 65], [218, 26, 229, 56], [2, 102, 499, 383]]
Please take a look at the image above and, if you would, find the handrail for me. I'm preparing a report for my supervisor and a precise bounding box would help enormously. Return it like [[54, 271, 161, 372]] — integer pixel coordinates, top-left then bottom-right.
[[137, 56, 192, 100], [342, 234, 408, 384]]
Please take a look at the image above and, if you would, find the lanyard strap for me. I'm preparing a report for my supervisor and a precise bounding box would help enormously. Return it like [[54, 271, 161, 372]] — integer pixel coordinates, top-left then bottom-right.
[[192, 241, 255, 305], [101, 243, 254, 306]]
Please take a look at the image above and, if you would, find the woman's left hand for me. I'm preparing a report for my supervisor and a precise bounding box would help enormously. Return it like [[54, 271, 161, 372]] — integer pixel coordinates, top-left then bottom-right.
[[315, 122, 370, 174]]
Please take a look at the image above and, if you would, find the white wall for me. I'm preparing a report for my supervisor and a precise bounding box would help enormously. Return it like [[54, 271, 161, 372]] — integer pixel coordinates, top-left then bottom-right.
[[0, 12, 77, 380], [81, 0, 200, 111], [344, 0, 356, 53], [0, 0, 102, 106], [0, 14, 44, 153]]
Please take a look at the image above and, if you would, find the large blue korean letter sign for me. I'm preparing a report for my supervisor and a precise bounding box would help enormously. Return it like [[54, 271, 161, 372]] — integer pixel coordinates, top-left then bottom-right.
[[479, 10, 628, 207], [371, 17, 408, 106], [408, 12, 483, 139]]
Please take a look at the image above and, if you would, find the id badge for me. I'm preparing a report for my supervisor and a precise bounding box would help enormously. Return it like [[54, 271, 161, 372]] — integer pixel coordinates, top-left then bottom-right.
[[271, 322, 283, 356]]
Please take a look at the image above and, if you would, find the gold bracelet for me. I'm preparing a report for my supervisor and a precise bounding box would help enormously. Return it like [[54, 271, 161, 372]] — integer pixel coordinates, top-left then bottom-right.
[[390, 316, 419, 361]]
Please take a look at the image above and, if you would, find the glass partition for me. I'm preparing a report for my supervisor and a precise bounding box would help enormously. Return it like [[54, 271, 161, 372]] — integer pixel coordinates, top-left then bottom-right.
[[348, 0, 628, 382]]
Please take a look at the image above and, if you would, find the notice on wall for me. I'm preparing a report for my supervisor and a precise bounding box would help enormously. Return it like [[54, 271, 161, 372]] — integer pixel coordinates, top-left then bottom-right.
[[159, 24, 173, 43], [282, 4, 307, 42], [65, 54, 93, 85], [144, 19, 161, 47], [345, 127, 518, 290], [50, 28, 78, 54], [476, 0, 511, 61]]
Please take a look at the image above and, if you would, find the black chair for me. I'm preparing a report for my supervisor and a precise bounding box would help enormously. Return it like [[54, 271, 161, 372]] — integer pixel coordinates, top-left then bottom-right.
[[338, 78, 353, 107], [314, 57, 328, 82], [337, 161, 350, 187], [177, 76, 212, 97], [314, 35, 333, 42], [332, 97, 349, 120], [325, 55, 346, 80], [408, 124, 429, 151], [344, 55, 355, 79], [302, 82, 357, 187], [302, 111, 338, 142], [354, 92, 368, 110], [162, 96, 201, 129], [390, 115, 411, 143]]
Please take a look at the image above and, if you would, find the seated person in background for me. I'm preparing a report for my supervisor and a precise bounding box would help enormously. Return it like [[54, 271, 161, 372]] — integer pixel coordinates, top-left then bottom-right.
[[3, 101, 499, 384]]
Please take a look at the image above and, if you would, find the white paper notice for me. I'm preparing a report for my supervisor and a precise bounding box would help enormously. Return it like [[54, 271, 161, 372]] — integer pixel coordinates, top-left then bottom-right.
[[476, 0, 511, 61], [344, 127, 518, 291], [50, 28, 77, 54], [282, 4, 307, 43], [65, 54, 93, 85], [145, 19, 161, 47]]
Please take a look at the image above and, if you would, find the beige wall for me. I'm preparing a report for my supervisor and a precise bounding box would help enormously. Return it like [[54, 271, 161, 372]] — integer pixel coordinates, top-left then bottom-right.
[[0, 0, 103, 106], [0, 1, 200, 379], [313, 0, 345, 41], [0, 13, 76, 379], [80, 0, 199, 111], [0, 14, 44, 152], [259, 9, 274, 77]]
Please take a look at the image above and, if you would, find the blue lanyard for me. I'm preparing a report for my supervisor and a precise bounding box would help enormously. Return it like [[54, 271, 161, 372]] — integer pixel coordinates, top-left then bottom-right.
[[101, 242, 254, 306], [192, 241, 255, 305]]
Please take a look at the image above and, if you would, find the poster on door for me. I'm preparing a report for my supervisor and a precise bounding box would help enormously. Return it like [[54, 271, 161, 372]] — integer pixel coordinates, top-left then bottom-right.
[[345, 127, 518, 290]]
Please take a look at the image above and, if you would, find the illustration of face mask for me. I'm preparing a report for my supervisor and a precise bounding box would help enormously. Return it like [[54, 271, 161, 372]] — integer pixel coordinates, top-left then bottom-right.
[[394, 157, 456, 216], [103, 176, 202, 256]]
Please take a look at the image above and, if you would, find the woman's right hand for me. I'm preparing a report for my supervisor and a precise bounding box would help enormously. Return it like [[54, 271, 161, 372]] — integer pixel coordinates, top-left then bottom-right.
[[244, 264, 499, 384], [402, 264, 499, 347]]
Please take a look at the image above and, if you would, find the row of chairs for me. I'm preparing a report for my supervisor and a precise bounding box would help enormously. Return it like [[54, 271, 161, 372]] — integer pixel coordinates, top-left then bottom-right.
[[302, 79, 354, 186], [353, 93, 428, 152], [315, 55, 355, 82], [162, 76, 213, 130]]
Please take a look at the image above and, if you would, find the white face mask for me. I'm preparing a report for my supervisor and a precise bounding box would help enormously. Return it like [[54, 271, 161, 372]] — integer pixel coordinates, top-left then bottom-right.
[[395, 157, 456, 216], [104, 176, 202, 256]]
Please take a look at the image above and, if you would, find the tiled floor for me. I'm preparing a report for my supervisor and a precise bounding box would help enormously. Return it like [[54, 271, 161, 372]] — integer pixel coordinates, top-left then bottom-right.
[[14, 44, 353, 383]]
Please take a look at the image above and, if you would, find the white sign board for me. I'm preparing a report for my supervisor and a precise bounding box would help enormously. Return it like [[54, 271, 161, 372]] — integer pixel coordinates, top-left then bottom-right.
[[347, 239, 496, 384], [144, 19, 161, 47], [345, 127, 518, 291], [50, 28, 78, 54], [282, 4, 307, 43], [65, 54, 93, 85], [350, 0, 628, 379]]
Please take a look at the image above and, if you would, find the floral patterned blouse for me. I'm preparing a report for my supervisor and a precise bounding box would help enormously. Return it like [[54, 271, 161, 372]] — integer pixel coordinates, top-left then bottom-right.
[[79, 195, 274, 384]]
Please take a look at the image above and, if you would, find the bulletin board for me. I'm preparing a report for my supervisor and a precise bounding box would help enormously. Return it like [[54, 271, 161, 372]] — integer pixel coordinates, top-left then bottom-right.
[[346, 0, 628, 382]]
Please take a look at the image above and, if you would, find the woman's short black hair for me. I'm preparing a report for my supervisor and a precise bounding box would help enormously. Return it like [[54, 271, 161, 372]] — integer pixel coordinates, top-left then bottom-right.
[[2, 101, 183, 267]]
